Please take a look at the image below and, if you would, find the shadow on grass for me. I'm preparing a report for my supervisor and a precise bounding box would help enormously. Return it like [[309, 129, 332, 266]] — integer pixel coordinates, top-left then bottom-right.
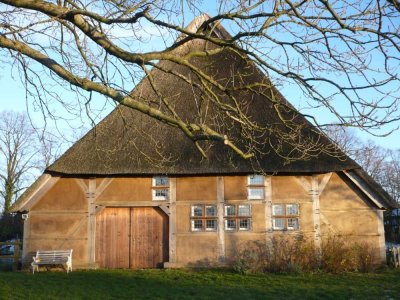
[[0, 268, 400, 299]]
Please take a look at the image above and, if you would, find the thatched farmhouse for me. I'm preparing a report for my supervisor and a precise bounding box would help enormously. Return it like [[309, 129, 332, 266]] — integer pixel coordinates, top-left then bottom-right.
[[11, 16, 396, 269]]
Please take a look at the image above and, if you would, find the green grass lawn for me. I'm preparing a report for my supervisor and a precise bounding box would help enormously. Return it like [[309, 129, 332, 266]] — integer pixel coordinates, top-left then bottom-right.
[[0, 268, 400, 299]]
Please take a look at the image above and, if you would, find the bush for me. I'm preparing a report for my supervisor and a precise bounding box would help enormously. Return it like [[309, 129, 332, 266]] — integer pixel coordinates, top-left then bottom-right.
[[233, 234, 318, 274], [233, 234, 377, 274], [320, 235, 377, 273]]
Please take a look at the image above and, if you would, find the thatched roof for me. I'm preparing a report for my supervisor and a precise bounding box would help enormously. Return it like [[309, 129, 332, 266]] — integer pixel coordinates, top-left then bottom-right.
[[46, 16, 363, 177]]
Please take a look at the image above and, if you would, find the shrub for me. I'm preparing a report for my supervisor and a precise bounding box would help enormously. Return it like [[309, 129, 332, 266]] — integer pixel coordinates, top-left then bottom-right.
[[233, 234, 378, 274], [233, 234, 318, 274], [320, 235, 377, 273]]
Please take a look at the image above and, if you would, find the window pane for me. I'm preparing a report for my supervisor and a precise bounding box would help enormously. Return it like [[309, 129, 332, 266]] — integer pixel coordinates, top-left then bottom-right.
[[225, 219, 236, 231], [206, 219, 217, 231], [272, 204, 284, 216], [273, 218, 285, 230], [248, 175, 264, 185], [239, 219, 251, 231], [225, 205, 236, 216], [192, 220, 203, 231], [153, 189, 168, 200], [286, 204, 299, 216], [153, 176, 169, 186], [287, 218, 299, 230], [192, 205, 203, 217], [238, 205, 251, 216], [248, 187, 264, 200], [205, 205, 217, 217]]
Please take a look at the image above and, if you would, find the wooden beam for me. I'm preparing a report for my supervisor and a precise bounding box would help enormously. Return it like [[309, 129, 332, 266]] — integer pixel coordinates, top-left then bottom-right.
[[311, 175, 321, 250], [87, 178, 96, 267], [21, 176, 60, 211], [168, 178, 177, 263], [320, 208, 377, 212], [27, 237, 88, 241], [95, 205, 105, 215], [22, 216, 30, 264], [217, 176, 225, 263], [319, 173, 332, 193], [264, 176, 273, 243], [57, 215, 88, 248], [376, 210, 386, 263], [159, 205, 170, 216], [342, 171, 384, 208], [75, 178, 88, 194], [319, 213, 339, 235], [95, 178, 114, 200], [294, 176, 311, 192], [96, 201, 161, 207], [30, 210, 87, 215]]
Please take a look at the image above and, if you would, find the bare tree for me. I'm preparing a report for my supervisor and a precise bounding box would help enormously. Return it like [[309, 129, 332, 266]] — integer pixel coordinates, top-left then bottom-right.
[[378, 150, 400, 203], [0, 1, 398, 161], [0, 111, 38, 213], [326, 125, 399, 202], [0, 110, 65, 213]]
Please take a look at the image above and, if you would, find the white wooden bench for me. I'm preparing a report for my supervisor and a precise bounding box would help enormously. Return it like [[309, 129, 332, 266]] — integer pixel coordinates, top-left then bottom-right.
[[31, 250, 73, 274]]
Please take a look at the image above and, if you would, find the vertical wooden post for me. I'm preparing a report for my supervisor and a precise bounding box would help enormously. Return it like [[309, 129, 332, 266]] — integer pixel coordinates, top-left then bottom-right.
[[377, 209, 386, 263], [169, 178, 177, 263], [22, 216, 30, 266], [311, 175, 321, 250], [87, 178, 96, 268], [217, 176, 225, 263], [264, 176, 273, 244]]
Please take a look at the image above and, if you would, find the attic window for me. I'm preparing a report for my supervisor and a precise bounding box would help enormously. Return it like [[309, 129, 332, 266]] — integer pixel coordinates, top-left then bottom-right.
[[190, 205, 217, 232], [152, 176, 169, 201], [247, 175, 264, 200], [272, 204, 299, 230]]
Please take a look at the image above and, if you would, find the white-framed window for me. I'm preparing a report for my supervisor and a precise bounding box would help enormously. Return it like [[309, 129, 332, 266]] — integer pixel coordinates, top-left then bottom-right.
[[191, 219, 203, 232], [191, 205, 203, 217], [153, 176, 169, 187], [152, 176, 169, 201], [272, 218, 285, 230], [238, 204, 251, 216], [287, 218, 299, 230], [248, 175, 264, 185], [225, 219, 236, 231], [205, 205, 217, 217], [239, 219, 251, 231], [247, 175, 264, 200], [224, 204, 252, 231], [225, 205, 236, 216], [206, 219, 218, 231], [190, 204, 217, 232], [272, 203, 300, 230]]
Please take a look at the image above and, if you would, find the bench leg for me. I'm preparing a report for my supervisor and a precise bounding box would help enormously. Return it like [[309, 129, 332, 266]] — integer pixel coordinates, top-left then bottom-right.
[[32, 264, 39, 274]]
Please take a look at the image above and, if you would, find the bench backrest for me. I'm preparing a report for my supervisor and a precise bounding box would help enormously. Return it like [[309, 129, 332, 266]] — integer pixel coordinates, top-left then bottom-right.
[[35, 250, 72, 263]]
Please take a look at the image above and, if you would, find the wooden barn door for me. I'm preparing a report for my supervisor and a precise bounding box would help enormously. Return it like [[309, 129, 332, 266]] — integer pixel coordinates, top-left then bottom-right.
[[130, 207, 169, 268], [96, 207, 168, 268], [95, 207, 130, 268]]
